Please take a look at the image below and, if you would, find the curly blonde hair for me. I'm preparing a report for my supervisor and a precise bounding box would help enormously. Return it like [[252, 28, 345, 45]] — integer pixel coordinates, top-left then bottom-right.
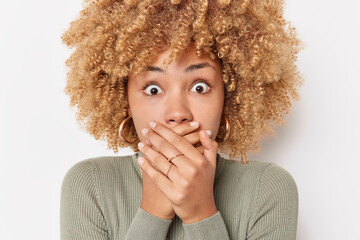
[[61, 0, 303, 164]]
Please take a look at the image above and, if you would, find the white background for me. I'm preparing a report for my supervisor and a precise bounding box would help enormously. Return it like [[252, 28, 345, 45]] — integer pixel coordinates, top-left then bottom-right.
[[0, 0, 359, 239]]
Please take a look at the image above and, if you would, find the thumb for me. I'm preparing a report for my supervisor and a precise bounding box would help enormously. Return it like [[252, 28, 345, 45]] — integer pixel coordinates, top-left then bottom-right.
[[199, 130, 218, 169]]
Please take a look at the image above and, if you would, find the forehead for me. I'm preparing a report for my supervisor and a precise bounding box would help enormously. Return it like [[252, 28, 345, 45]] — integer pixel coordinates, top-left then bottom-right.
[[149, 44, 221, 70]]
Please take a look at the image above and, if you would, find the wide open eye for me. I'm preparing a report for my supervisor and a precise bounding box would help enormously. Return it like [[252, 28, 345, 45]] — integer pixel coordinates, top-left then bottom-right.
[[191, 80, 211, 94], [143, 83, 163, 96]]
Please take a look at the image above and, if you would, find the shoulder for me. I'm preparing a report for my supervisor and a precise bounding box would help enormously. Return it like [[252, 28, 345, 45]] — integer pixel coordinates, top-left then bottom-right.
[[219, 157, 298, 237], [245, 163, 298, 237], [256, 163, 298, 198], [219, 156, 297, 194], [61, 155, 135, 190], [218, 156, 298, 209], [64, 154, 134, 174]]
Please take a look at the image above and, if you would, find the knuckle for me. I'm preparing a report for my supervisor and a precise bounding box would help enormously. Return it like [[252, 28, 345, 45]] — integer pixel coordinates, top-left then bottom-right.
[[198, 160, 207, 169], [173, 192, 186, 205], [181, 179, 191, 189], [153, 156, 163, 166], [188, 165, 200, 179]]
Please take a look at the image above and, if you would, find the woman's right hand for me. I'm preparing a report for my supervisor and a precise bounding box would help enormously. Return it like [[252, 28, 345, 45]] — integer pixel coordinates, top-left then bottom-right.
[[140, 121, 203, 220]]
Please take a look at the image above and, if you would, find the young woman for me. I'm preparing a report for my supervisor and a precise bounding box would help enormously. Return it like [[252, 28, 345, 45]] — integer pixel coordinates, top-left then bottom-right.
[[60, 0, 303, 239]]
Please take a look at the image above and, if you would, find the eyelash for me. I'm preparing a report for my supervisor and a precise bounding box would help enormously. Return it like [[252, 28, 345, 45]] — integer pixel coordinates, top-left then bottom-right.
[[142, 79, 212, 96]]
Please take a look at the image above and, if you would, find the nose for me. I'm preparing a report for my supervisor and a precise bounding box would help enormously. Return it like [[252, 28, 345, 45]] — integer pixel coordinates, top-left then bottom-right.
[[164, 92, 193, 126]]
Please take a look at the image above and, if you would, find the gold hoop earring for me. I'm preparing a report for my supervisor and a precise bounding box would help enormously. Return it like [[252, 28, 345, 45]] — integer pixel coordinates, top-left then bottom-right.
[[216, 116, 230, 143], [119, 116, 139, 144]]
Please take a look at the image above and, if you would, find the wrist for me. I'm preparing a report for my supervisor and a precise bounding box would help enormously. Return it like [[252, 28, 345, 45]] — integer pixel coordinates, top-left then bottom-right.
[[182, 205, 218, 224], [140, 203, 175, 220]]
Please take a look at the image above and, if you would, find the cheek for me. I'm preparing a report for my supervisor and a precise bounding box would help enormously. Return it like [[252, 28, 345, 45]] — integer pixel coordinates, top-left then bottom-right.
[[128, 81, 151, 118], [192, 94, 224, 132], [128, 96, 162, 137], [130, 95, 161, 118]]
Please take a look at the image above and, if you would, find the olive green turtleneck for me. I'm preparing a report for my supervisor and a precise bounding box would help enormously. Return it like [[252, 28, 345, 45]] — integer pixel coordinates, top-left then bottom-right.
[[60, 152, 298, 239]]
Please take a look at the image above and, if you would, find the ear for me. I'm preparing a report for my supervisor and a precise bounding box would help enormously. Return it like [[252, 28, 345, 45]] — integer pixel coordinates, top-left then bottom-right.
[[127, 107, 132, 117]]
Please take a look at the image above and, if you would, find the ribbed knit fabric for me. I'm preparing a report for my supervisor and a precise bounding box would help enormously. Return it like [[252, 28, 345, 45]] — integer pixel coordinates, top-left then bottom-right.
[[60, 151, 298, 240]]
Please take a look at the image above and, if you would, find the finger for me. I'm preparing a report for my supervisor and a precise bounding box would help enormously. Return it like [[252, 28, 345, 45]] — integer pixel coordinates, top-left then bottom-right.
[[137, 156, 176, 197], [142, 127, 186, 167], [171, 121, 200, 136], [138, 141, 179, 180], [199, 130, 218, 169], [196, 145, 204, 154], [145, 138, 161, 152], [174, 127, 203, 153], [183, 131, 201, 145], [146, 123, 200, 149], [144, 121, 203, 164]]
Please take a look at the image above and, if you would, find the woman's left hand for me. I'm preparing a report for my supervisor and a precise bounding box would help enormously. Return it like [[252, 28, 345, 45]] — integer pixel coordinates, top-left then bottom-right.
[[137, 120, 218, 224]]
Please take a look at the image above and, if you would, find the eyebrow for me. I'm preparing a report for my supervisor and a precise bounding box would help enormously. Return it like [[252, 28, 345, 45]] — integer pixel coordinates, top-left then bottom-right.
[[145, 62, 216, 73]]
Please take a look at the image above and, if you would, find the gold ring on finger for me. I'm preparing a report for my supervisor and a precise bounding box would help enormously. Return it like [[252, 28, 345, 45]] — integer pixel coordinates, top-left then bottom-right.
[[167, 153, 184, 163], [166, 163, 173, 178]]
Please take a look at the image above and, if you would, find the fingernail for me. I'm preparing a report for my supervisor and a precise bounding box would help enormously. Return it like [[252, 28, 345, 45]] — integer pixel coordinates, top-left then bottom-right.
[[149, 121, 156, 129], [138, 142, 144, 149], [141, 128, 149, 135], [138, 157, 144, 165], [190, 121, 199, 127], [205, 130, 212, 137]]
